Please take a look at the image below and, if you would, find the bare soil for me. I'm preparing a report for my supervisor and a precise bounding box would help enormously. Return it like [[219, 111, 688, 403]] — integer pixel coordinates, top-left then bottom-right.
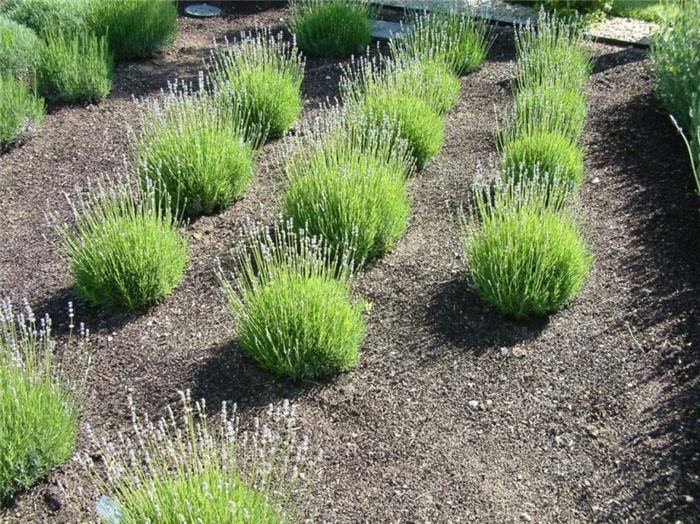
[[0, 4, 698, 523]]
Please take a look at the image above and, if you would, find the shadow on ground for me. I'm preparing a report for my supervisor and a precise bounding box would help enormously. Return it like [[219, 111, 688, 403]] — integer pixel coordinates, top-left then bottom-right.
[[30, 285, 151, 339], [425, 276, 549, 355], [190, 339, 336, 412], [591, 89, 700, 522], [592, 46, 648, 75]]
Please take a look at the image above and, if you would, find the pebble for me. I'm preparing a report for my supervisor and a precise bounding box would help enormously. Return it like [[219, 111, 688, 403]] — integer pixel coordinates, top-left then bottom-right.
[[468, 400, 479, 408], [500, 347, 509, 356], [519, 513, 532, 522], [592, 177, 601, 184], [512, 347, 528, 358]]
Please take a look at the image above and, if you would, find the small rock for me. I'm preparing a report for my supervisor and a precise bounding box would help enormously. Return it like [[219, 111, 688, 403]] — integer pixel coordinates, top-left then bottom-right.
[[512, 347, 528, 358], [519, 513, 532, 522], [555, 435, 573, 447], [339, 384, 357, 397], [592, 177, 601, 184], [684, 494, 695, 503], [325, 75, 332, 80], [500, 347, 509, 356], [468, 400, 479, 408]]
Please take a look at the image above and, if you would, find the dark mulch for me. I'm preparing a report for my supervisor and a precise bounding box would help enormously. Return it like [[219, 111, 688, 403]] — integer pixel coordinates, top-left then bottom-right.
[[1, 6, 698, 523]]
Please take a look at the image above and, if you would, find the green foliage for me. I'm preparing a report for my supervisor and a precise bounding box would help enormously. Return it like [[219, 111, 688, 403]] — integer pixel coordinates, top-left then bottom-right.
[[284, 108, 413, 264], [0, 300, 85, 506], [392, 57, 461, 116], [133, 85, 263, 218], [0, 0, 176, 60], [514, 10, 591, 94], [289, 0, 376, 58], [341, 55, 446, 169], [512, 83, 587, 145], [0, 0, 88, 36], [85, 0, 177, 60], [0, 74, 44, 152], [463, 177, 591, 318], [670, 106, 700, 194], [502, 11, 589, 192], [362, 92, 443, 170], [54, 177, 188, 311], [691, 98, 700, 193], [611, 0, 678, 22], [390, 10, 493, 76], [540, 0, 612, 15], [222, 222, 366, 379], [37, 30, 112, 103], [500, 129, 585, 189], [83, 394, 318, 523], [651, 0, 700, 133], [511, 0, 677, 21], [651, 0, 700, 192], [508, 0, 612, 17], [210, 29, 305, 139], [113, 470, 279, 523], [0, 16, 40, 80]]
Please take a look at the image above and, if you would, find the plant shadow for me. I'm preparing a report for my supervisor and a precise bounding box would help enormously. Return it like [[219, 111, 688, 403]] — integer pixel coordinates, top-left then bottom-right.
[[190, 338, 335, 412], [109, 48, 209, 101], [422, 275, 549, 358], [29, 285, 150, 339], [487, 24, 517, 64], [591, 45, 648, 75]]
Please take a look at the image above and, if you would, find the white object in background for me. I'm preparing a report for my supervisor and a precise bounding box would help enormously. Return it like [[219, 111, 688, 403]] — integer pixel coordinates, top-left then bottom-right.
[[184, 3, 222, 18]]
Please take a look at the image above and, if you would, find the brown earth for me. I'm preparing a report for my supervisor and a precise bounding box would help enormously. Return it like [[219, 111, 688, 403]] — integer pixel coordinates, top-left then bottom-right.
[[0, 4, 698, 523]]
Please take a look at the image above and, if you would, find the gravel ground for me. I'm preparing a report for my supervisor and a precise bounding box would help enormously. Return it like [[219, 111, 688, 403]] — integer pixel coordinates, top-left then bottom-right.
[[0, 4, 698, 523]]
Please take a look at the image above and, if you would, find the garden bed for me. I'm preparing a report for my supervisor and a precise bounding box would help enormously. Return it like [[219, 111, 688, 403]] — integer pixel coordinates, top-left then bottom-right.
[[1, 3, 699, 522]]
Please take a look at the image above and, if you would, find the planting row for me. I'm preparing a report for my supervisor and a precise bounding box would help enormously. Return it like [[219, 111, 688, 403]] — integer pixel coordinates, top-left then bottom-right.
[[462, 11, 594, 319], [53, 9, 494, 368], [0, 302, 318, 520], [1, 5, 496, 520], [0, 0, 178, 151]]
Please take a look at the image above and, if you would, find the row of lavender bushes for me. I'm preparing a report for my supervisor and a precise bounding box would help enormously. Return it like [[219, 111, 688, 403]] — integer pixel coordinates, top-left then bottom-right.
[[0, 2, 494, 521]]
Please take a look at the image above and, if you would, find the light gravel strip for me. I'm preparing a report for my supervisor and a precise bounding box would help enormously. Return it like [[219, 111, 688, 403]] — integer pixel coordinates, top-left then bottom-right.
[[378, 0, 659, 47]]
